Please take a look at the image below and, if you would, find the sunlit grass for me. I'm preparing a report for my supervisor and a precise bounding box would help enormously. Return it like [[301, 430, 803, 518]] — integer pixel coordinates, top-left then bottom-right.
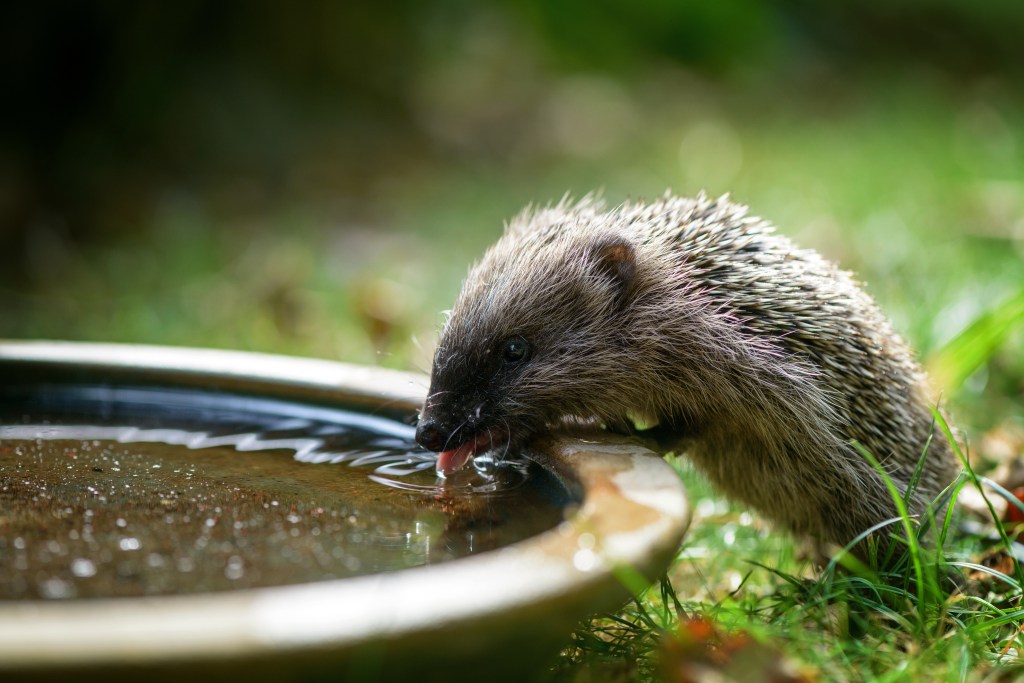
[[558, 412, 1024, 682], [928, 287, 1024, 395]]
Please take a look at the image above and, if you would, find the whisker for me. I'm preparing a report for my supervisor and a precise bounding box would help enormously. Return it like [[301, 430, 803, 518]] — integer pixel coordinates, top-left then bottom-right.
[[500, 418, 512, 461], [440, 415, 472, 452]]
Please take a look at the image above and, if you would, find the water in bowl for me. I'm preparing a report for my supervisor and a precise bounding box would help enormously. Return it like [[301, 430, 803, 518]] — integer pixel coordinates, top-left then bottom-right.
[[0, 384, 570, 599]]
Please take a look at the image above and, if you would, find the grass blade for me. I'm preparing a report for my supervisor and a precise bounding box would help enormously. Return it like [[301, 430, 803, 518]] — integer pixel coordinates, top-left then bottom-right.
[[927, 287, 1024, 394]]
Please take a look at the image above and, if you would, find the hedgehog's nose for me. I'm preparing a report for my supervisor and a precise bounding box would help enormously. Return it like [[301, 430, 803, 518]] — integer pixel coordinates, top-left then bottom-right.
[[416, 419, 445, 452]]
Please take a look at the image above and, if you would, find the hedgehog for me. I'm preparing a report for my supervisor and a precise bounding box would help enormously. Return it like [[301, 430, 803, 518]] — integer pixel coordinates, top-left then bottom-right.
[[415, 192, 959, 558]]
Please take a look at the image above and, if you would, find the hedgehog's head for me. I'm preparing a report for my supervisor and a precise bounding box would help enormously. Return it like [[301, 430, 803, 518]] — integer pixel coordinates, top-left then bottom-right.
[[416, 215, 640, 474]]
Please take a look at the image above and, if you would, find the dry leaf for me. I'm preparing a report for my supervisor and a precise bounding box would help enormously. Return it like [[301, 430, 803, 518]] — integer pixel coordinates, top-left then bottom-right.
[[660, 615, 814, 683]]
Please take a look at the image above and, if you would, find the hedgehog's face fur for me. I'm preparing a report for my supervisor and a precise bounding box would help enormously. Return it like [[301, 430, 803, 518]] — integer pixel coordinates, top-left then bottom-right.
[[416, 213, 640, 468]]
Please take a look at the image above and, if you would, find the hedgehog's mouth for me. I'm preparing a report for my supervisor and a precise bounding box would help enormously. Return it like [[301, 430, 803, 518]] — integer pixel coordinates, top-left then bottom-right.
[[436, 428, 508, 477]]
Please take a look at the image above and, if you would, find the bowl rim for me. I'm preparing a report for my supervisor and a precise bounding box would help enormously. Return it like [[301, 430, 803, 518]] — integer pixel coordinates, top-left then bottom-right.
[[0, 340, 689, 670]]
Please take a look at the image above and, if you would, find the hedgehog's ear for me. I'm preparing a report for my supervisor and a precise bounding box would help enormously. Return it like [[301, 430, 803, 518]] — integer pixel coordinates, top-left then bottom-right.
[[591, 238, 637, 307]]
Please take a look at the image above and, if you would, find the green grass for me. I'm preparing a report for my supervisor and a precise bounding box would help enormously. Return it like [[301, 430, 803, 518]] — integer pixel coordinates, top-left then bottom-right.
[[557, 416, 1024, 683], [4, 75, 1024, 681]]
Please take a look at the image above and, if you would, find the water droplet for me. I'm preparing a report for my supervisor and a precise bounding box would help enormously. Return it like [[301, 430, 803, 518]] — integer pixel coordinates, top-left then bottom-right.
[[71, 558, 97, 577], [224, 556, 244, 580], [119, 537, 141, 551], [40, 578, 73, 599]]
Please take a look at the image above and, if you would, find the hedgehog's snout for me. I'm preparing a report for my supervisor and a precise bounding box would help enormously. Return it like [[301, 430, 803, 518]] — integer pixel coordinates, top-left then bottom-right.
[[415, 418, 445, 452], [416, 400, 488, 453]]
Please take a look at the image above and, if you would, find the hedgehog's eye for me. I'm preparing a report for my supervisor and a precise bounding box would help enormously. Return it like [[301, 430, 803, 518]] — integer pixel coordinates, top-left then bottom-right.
[[501, 336, 530, 364]]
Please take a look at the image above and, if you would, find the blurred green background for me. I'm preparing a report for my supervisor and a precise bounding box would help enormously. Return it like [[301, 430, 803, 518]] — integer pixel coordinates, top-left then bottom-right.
[[2, 1, 1022, 434]]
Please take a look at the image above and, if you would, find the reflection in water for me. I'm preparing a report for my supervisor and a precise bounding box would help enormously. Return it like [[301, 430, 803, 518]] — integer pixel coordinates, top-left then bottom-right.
[[0, 421, 524, 497], [0, 384, 531, 494], [0, 422, 521, 494], [0, 385, 569, 599]]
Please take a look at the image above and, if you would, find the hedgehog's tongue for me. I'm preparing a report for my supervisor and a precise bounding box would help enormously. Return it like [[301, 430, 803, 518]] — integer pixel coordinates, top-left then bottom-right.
[[436, 433, 492, 477]]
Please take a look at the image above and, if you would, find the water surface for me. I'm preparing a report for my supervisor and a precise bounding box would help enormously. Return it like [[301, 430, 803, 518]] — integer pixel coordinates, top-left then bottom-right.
[[0, 385, 570, 599]]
